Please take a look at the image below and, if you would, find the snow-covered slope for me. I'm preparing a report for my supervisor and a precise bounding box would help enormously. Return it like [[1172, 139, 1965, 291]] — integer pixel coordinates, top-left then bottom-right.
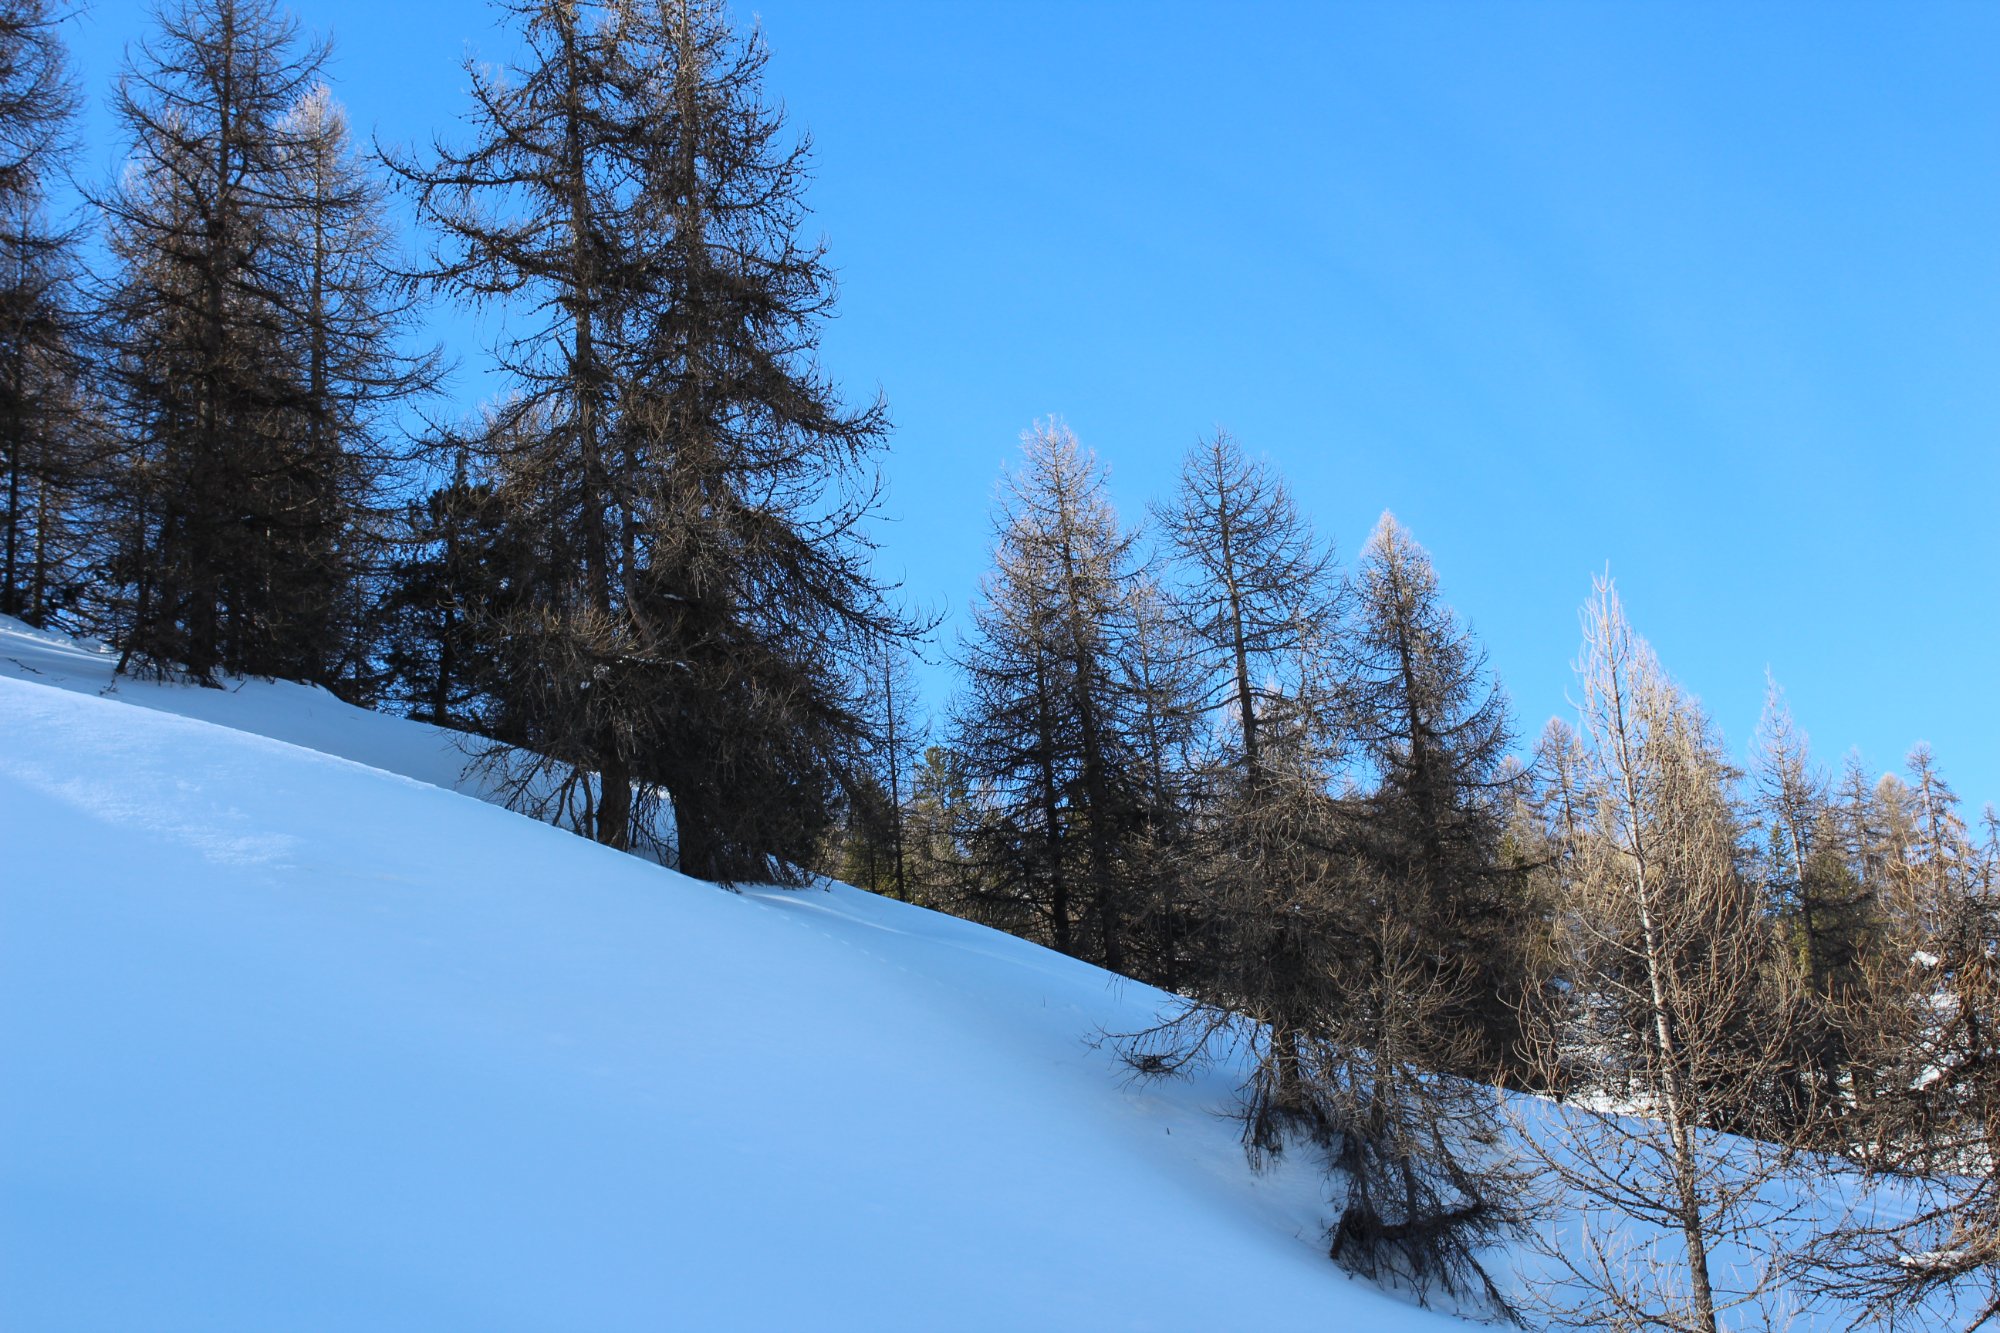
[[0, 620, 1459, 1332], [0, 615, 475, 792]]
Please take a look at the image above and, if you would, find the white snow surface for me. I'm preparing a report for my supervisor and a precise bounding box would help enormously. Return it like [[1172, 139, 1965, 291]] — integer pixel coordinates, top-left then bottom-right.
[[0, 617, 1458, 1332], [6, 616, 1929, 1331]]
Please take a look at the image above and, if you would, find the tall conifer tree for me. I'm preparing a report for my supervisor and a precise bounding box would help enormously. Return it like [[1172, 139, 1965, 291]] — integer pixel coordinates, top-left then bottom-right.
[[1344, 513, 1530, 1075], [100, 0, 422, 684], [0, 0, 87, 626], [952, 420, 1151, 968], [393, 0, 905, 878]]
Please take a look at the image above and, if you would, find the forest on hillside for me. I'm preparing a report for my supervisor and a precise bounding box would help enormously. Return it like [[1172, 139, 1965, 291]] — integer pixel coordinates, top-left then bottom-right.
[[1, 0, 1995, 1326]]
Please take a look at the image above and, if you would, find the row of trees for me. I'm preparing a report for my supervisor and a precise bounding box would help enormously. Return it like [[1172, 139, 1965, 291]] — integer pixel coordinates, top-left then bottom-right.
[[2, 0, 909, 882], [821, 422, 1544, 1316], [1516, 584, 2000, 1331], [818, 420, 1999, 1328]]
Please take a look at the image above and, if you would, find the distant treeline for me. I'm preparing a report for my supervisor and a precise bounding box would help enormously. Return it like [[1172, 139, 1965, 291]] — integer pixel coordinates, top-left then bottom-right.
[[1, 2, 1992, 1327]]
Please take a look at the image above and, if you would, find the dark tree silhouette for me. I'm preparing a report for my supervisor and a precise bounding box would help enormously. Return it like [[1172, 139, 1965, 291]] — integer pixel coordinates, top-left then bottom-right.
[[391, 0, 908, 879]]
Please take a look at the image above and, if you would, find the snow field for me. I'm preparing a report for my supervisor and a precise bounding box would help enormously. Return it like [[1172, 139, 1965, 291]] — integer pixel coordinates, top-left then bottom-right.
[[1, 619, 1450, 1331]]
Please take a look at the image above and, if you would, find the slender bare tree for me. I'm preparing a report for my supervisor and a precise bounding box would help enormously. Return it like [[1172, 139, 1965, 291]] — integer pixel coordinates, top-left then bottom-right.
[[1520, 575, 1809, 1333]]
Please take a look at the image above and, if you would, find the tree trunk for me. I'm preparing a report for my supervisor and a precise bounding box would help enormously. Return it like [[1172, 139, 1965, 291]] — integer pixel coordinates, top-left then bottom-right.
[[598, 752, 632, 851]]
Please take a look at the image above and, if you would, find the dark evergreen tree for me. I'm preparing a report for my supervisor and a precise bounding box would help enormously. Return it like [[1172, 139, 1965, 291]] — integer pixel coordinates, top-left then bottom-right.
[[865, 638, 925, 902], [819, 638, 924, 900], [98, 0, 426, 684], [1153, 430, 1340, 792], [1317, 516, 1529, 1315], [0, 0, 89, 626], [1343, 513, 1531, 1078], [902, 742, 979, 912], [276, 84, 440, 692], [951, 420, 1152, 970], [378, 436, 540, 732], [99, 0, 325, 678], [1749, 679, 1877, 1136], [1116, 577, 1210, 988], [1143, 429, 1346, 1115], [391, 0, 907, 879]]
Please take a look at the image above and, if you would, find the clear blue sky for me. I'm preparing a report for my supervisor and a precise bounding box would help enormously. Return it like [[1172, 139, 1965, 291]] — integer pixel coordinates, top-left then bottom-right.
[[60, 1, 2000, 813]]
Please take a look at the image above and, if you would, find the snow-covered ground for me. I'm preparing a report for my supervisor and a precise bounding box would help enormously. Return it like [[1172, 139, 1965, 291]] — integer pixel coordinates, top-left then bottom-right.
[[1, 617, 1464, 1331], [0, 615, 476, 792], [4, 616, 1934, 1331]]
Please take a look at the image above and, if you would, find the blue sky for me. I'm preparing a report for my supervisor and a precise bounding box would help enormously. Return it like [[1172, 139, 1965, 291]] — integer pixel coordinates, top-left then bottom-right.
[[60, 1, 2000, 812]]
